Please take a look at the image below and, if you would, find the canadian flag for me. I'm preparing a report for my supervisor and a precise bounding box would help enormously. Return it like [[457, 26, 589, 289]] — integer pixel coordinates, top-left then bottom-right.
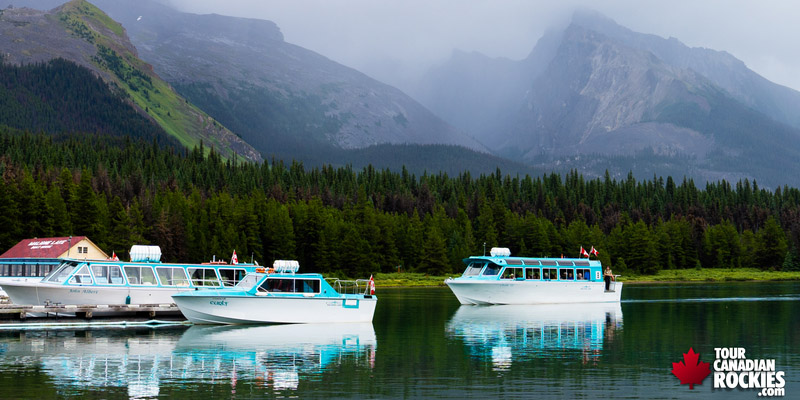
[[231, 250, 238, 265], [590, 246, 599, 256], [111, 251, 119, 261], [580, 247, 589, 258], [368, 275, 376, 295]]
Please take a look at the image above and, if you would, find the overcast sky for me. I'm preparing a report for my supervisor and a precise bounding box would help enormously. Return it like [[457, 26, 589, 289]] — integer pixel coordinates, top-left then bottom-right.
[[165, 0, 800, 92]]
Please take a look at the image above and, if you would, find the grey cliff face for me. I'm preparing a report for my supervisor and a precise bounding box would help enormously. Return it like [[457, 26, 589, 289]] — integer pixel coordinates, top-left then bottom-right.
[[92, 0, 487, 154]]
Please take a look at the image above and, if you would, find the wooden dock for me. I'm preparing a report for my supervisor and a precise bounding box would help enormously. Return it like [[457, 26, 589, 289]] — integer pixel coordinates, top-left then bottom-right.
[[0, 302, 181, 320]]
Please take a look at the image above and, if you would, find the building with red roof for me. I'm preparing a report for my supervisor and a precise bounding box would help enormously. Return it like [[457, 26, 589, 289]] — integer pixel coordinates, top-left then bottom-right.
[[0, 236, 109, 278]]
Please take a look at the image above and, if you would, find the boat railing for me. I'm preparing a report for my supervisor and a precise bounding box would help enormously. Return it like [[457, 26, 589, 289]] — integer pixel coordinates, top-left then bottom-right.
[[332, 279, 371, 295], [606, 275, 622, 292]]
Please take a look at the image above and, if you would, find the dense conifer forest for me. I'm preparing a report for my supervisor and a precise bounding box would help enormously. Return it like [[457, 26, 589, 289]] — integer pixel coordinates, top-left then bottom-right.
[[2, 126, 800, 277], [0, 58, 178, 147]]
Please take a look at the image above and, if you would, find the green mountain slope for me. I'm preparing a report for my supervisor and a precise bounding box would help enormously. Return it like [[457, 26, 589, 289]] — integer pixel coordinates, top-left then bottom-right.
[[0, 0, 262, 162]]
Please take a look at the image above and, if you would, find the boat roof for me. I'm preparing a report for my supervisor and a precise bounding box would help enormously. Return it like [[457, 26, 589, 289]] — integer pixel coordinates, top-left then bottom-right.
[[462, 255, 602, 267], [58, 258, 257, 267]]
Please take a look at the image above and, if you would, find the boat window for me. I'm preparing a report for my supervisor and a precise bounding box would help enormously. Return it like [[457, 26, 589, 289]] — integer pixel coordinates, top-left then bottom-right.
[[45, 261, 79, 283], [522, 259, 541, 266], [262, 278, 295, 292], [500, 267, 523, 280], [156, 267, 190, 286], [482, 263, 502, 276], [237, 274, 262, 290], [464, 262, 485, 276], [557, 261, 575, 266], [576, 268, 591, 280], [188, 268, 220, 287], [69, 265, 94, 285], [505, 259, 523, 265], [219, 268, 248, 287], [540, 260, 557, 266], [542, 268, 557, 280], [91, 264, 125, 285], [124, 266, 157, 286], [559, 268, 574, 280], [297, 279, 321, 293], [574, 261, 590, 267], [525, 267, 540, 280]]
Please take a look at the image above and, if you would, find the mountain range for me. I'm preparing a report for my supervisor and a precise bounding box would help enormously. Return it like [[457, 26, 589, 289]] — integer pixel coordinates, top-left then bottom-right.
[[4, 2, 800, 186], [414, 10, 800, 186], [88, 0, 487, 162]]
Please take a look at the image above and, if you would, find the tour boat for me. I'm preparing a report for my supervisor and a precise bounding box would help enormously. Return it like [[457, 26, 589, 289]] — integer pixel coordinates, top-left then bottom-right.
[[445, 247, 622, 305], [0, 245, 258, 308], [171, 260, 377, 324]]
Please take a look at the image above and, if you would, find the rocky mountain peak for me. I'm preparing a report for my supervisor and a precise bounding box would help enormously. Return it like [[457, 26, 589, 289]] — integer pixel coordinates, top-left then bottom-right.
[[416, 10, 800, 186], [0, 0, 263, 163]]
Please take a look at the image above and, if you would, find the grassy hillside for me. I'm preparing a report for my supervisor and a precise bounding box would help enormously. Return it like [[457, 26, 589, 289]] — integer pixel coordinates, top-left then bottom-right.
[[53, 0, 261, 162]]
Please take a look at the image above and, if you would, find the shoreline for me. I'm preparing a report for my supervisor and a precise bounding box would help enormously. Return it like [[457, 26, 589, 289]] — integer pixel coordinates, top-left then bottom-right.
[[374, 269, 800, 288]]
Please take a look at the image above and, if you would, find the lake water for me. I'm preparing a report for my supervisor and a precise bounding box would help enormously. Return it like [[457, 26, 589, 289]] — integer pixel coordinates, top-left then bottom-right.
[[0, 282, 798, 399]]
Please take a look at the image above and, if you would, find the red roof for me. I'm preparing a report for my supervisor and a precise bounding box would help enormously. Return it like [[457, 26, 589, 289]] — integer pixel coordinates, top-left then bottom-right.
[[0, 236, 88, 259]]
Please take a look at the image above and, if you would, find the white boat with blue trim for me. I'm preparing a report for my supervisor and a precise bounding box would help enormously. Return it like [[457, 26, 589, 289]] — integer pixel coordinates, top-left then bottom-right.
[[172, 260, 377, 324], [445, 247, 622, 305], [0, 246, 259, 308]]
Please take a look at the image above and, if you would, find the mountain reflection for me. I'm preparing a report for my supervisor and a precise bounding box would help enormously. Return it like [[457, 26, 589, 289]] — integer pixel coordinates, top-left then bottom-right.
[[446, 303, 623, 371]]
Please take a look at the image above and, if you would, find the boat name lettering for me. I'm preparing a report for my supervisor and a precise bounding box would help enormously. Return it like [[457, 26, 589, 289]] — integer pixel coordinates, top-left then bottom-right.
[[209, 300, 228, 307], [326, 301, 341, 307], [68, 289, 98, 295]]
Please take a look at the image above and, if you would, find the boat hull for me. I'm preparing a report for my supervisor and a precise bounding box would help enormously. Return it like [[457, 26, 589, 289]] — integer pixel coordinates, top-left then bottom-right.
[[172, 294, 378, 324], [0, 277, 40, 298], [445, 279, 623, 305], [1, 279, 188, 306]]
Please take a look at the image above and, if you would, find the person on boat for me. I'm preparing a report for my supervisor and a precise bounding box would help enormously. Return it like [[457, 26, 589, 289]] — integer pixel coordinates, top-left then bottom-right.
[[604, 266, 614, 291], [577, 271, 582, 280]]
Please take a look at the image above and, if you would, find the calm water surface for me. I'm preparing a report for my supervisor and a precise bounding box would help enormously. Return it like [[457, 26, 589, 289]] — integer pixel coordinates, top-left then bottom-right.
[[0, 282, 798, 399]]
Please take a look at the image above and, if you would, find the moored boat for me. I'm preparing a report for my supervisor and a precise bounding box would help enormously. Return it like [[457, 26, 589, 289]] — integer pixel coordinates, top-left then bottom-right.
[[445, 247, 622, 305], [171, 260, 377, 324], [0, 245, 258, 310]]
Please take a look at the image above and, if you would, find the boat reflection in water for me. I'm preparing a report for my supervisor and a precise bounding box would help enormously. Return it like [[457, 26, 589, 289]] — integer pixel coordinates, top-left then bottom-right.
[[174, 323, 377, 390], [0, 326, 184, 398], [446, 303, 623, 371], [0, 323, 375, 395]]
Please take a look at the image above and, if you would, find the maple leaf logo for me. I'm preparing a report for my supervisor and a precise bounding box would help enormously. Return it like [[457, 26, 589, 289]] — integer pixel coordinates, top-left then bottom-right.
[[671, 348, 711, 389]]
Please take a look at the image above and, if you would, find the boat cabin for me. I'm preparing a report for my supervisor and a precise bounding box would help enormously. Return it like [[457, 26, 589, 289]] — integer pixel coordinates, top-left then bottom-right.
[[42, 258, 254, 289], [460, 248, 603, 283]]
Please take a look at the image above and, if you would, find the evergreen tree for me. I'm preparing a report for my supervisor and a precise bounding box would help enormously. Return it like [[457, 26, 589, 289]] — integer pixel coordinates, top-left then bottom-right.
[[755, 216, 788, 269], [420, 220, 450, 275], [108, 196, 132, 258], [782, 244, 800, 271]]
